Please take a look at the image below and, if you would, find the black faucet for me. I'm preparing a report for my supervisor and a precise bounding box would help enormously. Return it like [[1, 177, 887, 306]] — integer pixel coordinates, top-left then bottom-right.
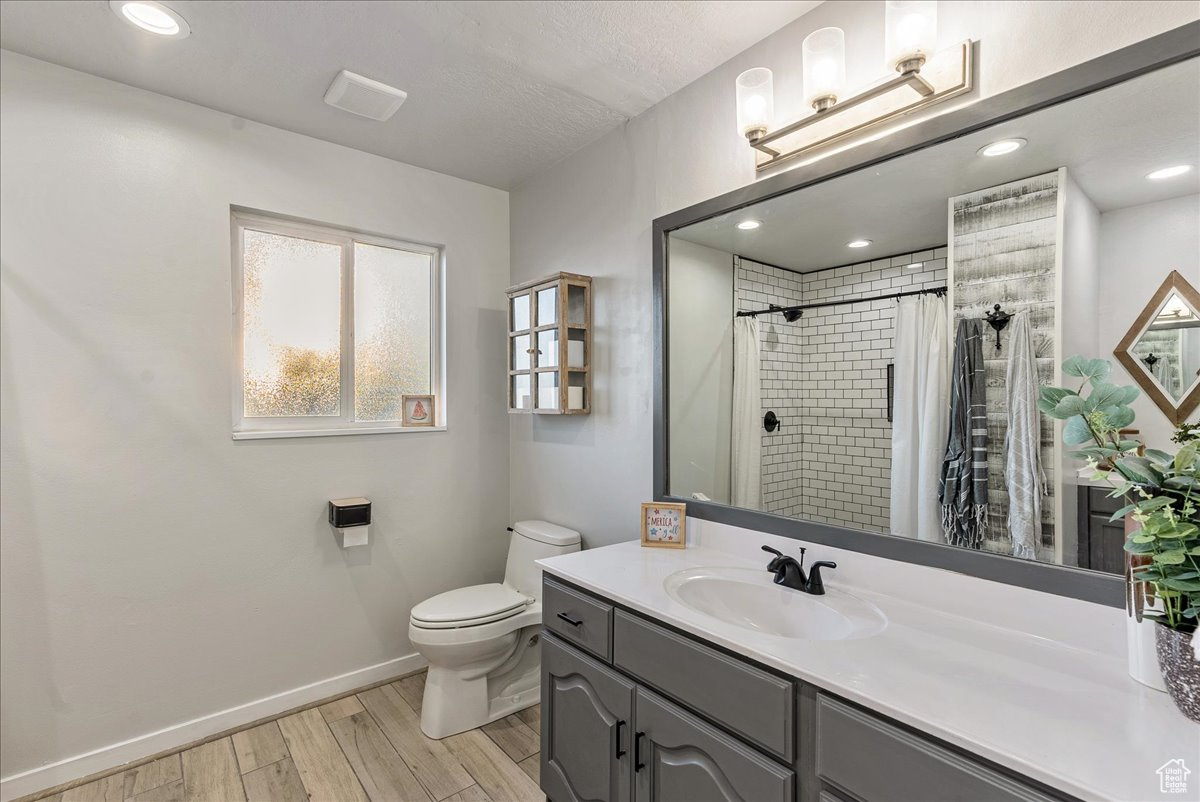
[[761, 545, 837, 595]]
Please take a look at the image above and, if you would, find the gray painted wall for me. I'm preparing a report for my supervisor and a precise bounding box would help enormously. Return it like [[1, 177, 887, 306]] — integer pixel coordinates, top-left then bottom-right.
[[667, 239, 733, 504], [509, 1, 1199, 549], [0, 53, 511, 777], [1098, 193, 1200, 448]]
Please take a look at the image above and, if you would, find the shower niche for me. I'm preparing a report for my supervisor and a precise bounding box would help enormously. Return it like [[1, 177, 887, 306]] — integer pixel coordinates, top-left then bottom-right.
[[660, 54, 1199, 578]]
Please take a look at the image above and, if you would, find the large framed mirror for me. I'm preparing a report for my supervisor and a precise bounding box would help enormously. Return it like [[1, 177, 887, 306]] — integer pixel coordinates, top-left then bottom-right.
[[652, 23, 1200, 606]]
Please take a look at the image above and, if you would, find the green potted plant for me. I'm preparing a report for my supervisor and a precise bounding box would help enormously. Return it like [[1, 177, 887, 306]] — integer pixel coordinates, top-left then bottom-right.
[[1041, 356, 1200, 722]]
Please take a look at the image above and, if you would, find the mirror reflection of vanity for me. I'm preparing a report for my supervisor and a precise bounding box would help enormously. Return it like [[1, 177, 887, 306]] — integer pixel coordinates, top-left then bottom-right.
[[656, 53, 1199, 599]]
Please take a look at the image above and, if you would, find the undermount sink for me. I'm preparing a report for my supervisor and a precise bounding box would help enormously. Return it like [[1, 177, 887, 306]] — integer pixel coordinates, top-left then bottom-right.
[[664, 566, 887, 641]]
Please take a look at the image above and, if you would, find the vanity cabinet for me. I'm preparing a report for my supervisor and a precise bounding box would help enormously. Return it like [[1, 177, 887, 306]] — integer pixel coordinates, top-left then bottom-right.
[[506, 272, 592, 415], [542, 634, 633, 802], [540, 576, 1076, 802], [1075, 485, 1126, 576], [634, 687, 794, 802]]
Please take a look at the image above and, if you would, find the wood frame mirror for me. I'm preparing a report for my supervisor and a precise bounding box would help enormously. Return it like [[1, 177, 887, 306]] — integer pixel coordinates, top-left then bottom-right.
[[1114, 269, 1200, 426]]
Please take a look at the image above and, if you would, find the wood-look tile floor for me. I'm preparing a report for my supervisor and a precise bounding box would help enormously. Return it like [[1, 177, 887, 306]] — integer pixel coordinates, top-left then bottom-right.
[[34, 672, 544, 802]]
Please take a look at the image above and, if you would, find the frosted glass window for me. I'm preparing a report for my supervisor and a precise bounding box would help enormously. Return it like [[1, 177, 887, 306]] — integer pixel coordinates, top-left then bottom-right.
[[354, 243, 432, 421], [242, 230, 342, 417], [233, 211, 442, 438]]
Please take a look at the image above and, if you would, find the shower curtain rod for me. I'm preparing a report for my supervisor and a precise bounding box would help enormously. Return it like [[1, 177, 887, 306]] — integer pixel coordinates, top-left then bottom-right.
[[735, 286, 948, 318]]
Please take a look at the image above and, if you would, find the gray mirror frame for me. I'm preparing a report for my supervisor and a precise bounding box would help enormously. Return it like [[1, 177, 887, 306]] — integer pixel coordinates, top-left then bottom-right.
[[652, 21, 1200, 608]]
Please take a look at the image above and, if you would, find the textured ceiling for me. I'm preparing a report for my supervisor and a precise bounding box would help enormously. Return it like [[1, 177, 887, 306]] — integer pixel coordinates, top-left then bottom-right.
[[674, 58, 1200, 272], [0, 0, 823, 189]]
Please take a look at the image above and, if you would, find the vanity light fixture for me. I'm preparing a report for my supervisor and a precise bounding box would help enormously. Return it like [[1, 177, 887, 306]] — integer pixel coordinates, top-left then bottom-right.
[[109, 0, 190, 38], [978, 138, 1027, 157], [847, 239, 872, 248], [736, 1, 972, 171], [736, 220, 762, 230], [735, 68, 775, 141], [803, 28, 847, 112], [1146, 165, 1193, 180]]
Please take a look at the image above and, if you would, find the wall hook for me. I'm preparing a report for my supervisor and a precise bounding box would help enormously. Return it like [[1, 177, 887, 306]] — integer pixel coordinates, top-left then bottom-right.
[[984, 304, 1012, 351]]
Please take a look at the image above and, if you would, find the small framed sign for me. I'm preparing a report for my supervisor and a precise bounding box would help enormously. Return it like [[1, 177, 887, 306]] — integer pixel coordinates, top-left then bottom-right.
[[641, 502, 686, 549], [401, 394, 436, 427]]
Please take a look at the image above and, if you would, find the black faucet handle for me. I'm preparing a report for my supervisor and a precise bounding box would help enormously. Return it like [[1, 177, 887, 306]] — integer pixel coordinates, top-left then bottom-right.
[[761, 545, 783, 556], [804, 560, 837, 595], [761, 545, 784, 571]]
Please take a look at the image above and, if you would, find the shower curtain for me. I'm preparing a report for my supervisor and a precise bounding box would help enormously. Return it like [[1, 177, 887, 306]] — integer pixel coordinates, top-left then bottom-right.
[[732, 316, 762, 510], [890, 295, 949, 541]]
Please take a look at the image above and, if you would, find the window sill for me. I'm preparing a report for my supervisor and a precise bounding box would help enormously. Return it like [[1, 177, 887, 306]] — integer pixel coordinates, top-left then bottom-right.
[[232, 425, 447, 441]]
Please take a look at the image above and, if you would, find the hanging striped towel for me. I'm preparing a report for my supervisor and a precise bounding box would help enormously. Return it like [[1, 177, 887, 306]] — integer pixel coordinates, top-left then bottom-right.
[[940, 319, 989, 548]]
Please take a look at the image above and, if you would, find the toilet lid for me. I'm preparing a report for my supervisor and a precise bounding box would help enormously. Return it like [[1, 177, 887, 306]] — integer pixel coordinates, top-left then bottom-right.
[[411, 583, 531, 628]]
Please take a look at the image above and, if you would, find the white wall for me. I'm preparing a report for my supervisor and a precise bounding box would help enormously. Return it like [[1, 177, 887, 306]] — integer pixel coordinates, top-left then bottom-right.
[[0, 52, 510, 783], [666, 239, 733, 504], [1098, 193, 1200, 448], [509, 1, 1200, 548]]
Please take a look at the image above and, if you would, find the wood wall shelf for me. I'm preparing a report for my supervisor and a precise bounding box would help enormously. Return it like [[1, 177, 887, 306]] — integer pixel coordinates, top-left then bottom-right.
[[506, 272, 592, 415]]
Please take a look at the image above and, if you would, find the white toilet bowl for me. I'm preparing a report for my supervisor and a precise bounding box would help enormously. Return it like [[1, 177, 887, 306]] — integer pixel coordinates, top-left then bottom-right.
[[409, 520, 580, 739]]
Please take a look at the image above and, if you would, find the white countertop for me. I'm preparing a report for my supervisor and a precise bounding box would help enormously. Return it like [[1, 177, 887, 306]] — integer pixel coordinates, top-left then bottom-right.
[[539, 540, 1200, 802]]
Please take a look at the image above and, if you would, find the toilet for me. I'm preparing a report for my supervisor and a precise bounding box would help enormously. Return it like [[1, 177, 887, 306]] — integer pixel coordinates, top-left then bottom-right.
[[408, 520, 581, 739]]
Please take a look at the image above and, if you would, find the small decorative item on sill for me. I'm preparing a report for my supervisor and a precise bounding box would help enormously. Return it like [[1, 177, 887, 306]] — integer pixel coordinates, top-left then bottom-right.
[[401, 394, 436, 427], [641, 502, 686, 549]]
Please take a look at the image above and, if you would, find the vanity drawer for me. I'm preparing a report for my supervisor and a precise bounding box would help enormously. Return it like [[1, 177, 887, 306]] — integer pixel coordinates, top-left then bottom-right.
[[816, 695, 1062, 802], [542, 577, 613, 661], [612, 610, 794, 762]]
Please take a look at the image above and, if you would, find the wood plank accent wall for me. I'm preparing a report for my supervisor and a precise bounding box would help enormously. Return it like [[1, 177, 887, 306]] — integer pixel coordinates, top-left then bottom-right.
[[950, 171, 1060, 561]]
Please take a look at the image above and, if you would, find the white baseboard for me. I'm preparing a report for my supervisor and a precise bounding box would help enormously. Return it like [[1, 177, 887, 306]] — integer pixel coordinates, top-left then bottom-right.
[[0, 653, 427, 802]]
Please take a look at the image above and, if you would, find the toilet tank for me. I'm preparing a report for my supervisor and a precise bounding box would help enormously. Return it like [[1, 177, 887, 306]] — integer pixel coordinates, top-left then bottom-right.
[[505, 520, 581, 599]]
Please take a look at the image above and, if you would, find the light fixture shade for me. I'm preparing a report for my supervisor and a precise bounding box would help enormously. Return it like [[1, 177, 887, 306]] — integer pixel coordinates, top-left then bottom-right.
[[802, 28, 846, 109], [885, 0, 937, 72], [735, 68, 774, 139]]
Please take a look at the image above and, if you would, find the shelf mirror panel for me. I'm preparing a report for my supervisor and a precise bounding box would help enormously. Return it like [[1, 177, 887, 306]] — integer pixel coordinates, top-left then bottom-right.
[[665, 58, 1199, 575]]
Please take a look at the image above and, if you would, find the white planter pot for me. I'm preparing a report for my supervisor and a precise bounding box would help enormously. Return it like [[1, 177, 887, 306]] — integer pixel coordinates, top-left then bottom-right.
[[1127, 614, 1168, 692]]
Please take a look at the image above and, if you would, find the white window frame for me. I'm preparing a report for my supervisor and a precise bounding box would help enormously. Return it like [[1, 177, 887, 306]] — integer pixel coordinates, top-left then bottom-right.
[[231, 209, 445, 439]]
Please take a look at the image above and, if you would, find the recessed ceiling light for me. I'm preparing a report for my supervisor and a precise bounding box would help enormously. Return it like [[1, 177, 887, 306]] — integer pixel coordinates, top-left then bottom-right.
[[109, 1, 190, 38], [978, 138, 1026, 157], [847, 239, 872, 248], [906, 262, 924, 269], [1146, 165, 1193, 180], [736, 220, 762, 230]]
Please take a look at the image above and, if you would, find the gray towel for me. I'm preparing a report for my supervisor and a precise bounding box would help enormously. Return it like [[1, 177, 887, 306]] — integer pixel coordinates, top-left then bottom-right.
[[1005, 312, 1045, 559], [940, 319, 989, 548]]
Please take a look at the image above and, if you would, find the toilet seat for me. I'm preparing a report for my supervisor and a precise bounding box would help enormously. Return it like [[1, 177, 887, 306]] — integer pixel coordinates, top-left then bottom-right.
[[410, 583, 531, 630]]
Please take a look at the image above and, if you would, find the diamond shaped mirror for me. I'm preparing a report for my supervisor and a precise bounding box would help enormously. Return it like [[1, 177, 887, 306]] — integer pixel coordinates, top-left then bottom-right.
[[1114, 270, 1200, 425]]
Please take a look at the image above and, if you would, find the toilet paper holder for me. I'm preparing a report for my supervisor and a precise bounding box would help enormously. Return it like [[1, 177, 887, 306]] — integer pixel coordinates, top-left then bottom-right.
[[329, 497, 371, 547]]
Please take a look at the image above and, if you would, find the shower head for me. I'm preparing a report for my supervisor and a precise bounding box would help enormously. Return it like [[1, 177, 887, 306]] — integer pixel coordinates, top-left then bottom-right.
[[767, 304, 803, 322]]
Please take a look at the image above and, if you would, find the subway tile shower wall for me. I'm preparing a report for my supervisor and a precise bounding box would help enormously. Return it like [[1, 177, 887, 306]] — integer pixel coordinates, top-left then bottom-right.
[[736, 251, 947, 532]]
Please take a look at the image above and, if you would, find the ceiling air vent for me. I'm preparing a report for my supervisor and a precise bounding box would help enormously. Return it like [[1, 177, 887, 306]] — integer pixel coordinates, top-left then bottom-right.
[[323, 70, 407, 121]]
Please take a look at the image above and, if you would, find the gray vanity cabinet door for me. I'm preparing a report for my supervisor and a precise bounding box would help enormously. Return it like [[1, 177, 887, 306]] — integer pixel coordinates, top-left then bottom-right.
[[634, 688, 794, 802], [542, 634, 635, 802]]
